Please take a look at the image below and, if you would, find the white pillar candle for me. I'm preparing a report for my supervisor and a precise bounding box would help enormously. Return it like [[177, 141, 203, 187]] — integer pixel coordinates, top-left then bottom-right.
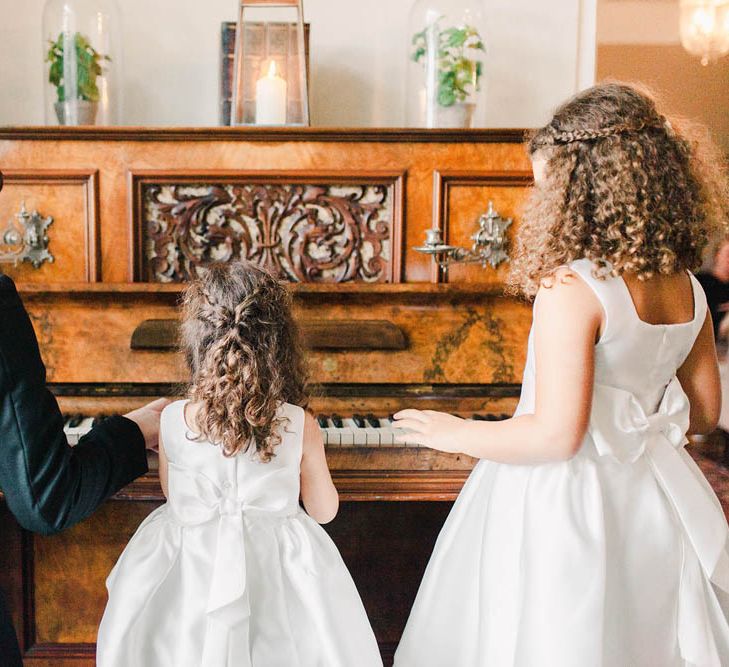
[[255, 60, 287, 125]]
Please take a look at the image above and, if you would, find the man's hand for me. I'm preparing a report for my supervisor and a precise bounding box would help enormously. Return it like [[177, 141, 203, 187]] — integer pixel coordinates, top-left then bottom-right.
[[124, 398, 170, 451]]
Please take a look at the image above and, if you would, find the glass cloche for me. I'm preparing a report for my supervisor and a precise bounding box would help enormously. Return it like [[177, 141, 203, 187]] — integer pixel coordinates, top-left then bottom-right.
[[406, 0, 487, 128], [42, 0, 122, 126]]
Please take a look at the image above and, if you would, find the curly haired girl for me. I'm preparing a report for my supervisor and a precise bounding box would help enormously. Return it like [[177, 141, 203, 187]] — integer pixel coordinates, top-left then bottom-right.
[[394, 83, 729, 666], [97, 261, 382, 667]]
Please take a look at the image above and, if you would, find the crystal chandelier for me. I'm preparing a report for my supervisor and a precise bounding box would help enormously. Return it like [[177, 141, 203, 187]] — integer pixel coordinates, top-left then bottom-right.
[[679, 0, 729, 66]]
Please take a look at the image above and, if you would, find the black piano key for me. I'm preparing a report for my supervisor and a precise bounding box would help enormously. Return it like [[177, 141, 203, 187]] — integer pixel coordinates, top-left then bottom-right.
[[365, 413, 380, 429], [92, 414, 108, 427], [67, 414, 84, 428], [352, 414, 366, 429], [316, 414, 329, 429], [331, 414, 344, 429]]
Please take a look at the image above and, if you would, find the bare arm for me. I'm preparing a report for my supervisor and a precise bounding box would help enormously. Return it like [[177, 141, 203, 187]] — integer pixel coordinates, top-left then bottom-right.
[[394, 272, 600, 464], [300, 411, 338, 523], [677, 311, 721, 435]]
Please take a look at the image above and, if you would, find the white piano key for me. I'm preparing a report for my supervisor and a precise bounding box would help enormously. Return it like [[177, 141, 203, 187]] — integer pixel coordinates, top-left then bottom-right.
[[78, 417, 95, 433], [339, 428, 355, 447], [64, 415, 93, 446], [388, 419, 422, 447], [360, 418, 383, 446], [364, 428, 381, 446], [343, 419, 371, 446], [323, 428, 341, 447], [377, 418, 397, 446]]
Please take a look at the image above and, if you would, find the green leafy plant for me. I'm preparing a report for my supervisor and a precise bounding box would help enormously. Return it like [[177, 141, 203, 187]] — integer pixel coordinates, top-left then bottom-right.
[[46, 32, 110, 103], [411, 21, 485, 107]]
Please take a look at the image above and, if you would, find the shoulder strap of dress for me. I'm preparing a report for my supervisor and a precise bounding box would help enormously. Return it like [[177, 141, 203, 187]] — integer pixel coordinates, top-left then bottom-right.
[[567, 258, 631, 342], [159, 400, 189, 461], [689, 272, 709, 337]]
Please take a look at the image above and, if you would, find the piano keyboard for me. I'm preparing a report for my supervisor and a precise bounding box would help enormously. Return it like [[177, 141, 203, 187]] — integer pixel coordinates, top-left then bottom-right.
[[63, 413, 510, 448], [315, 413, 509, 447]]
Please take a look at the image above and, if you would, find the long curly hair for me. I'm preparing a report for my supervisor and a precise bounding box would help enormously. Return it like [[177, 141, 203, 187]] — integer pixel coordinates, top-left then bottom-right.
[[180, 261, 309, 461], [508, 82, 729, 298]]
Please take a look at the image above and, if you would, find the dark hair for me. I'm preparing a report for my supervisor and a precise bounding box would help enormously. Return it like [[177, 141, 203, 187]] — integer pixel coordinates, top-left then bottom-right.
[[181, 261, 309, 460]]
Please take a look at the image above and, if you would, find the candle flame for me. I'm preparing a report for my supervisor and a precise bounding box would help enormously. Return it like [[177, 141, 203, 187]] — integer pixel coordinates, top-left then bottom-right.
[[267, 60, 278, 78]]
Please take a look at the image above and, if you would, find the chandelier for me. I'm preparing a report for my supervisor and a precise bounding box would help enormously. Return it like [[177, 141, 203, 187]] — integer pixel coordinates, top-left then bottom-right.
[[679, 0, 729, 65]]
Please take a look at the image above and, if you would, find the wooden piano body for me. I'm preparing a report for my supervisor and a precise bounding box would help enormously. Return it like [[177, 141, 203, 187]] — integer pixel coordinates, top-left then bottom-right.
[[0, 127, 533, 664]]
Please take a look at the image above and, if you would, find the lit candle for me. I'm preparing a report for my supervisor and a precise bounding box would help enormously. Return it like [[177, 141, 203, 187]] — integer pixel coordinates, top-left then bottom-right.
[[255, 60, 287, 125]]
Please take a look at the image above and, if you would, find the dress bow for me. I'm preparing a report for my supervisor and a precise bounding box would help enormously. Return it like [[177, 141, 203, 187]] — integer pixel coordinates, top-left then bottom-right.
[[589, 377, 729, 665], [166, 463, 295, 666]]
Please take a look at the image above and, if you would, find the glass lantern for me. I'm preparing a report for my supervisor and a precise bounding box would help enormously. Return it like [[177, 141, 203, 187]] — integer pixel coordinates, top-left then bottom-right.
[[42, 0, 122, 126], [231, 0, 309, 126], [406, 0, 487, 128], [679, 0, 729, 66]]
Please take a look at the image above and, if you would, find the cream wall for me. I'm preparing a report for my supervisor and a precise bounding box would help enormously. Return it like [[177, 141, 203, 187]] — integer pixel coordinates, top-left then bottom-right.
[[0, 0, 596, 128], [597, 0, 729, 152]]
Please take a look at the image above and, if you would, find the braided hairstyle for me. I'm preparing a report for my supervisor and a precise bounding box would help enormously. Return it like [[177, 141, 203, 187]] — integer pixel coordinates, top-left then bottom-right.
[[508, 82, 729, 297], [180, 261, 309, 460]]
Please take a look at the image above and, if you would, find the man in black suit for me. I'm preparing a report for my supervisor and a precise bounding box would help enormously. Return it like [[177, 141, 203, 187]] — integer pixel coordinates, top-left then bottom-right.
[[0, 172, 167, 664]]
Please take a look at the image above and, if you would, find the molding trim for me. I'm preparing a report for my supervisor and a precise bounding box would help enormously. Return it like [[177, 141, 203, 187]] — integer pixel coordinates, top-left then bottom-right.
[[114, 469, 470, 503], [46, 382, 522, 398], [0, 126, 528, 143], [24, 643, 95, 659], [21, 641, 398, 664]]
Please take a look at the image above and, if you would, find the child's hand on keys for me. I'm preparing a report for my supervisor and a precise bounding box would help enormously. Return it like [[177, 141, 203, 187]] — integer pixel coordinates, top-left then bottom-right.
[[392, 409, 466, 453]]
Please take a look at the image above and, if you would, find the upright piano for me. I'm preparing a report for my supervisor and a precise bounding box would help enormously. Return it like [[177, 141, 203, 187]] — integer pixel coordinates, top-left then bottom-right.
[[0, 127, 534, 665]]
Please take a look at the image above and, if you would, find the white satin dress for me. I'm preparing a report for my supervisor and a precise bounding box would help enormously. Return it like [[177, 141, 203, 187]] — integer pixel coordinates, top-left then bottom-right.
[[395, 259, 729, 667], [97, 401, 382, 667]]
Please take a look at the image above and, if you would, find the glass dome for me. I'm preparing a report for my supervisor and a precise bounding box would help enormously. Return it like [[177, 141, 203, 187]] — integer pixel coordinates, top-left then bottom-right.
[[42, 0, 123, 126], [406, 0, 487, 128]]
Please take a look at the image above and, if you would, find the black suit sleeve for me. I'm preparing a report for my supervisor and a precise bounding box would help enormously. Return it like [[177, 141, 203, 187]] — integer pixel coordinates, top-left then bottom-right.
[[0, 275, 148, 535]]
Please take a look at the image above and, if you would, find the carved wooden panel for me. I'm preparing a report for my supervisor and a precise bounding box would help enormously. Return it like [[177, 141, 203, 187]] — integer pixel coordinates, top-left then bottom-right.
[[432, 171, 533, 284], [0, 171, 100, 283], [131, 172, 404, 284]]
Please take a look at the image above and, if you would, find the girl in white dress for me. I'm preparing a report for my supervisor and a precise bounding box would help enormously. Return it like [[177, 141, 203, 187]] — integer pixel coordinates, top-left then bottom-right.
[[393, 83, 729, 666], [97, 262, 382, 667]]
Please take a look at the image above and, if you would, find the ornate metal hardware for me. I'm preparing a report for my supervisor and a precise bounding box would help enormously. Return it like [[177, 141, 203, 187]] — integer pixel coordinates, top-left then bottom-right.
[[0, 202, 54, 269], [414, 200, 512, 271]]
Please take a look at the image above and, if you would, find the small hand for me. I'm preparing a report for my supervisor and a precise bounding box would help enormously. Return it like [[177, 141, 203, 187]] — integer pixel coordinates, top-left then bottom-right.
[[392, 409, 466, 453], [124, 398, 171, 451]]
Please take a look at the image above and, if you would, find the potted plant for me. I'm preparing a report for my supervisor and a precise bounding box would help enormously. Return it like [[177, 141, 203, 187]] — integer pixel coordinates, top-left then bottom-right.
[[410, 19, 486, 128], [46, 31, 110, 125]]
